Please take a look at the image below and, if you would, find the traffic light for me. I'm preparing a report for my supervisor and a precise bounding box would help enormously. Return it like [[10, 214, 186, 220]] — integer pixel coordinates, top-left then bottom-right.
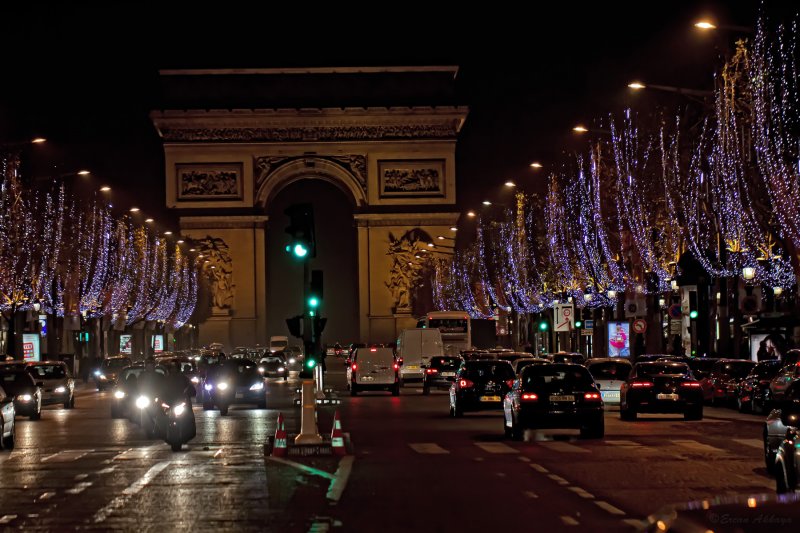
[[284, 203, 316, 259], [308, 270, 323, 314], [538, 320, 549, 331], [305, 357, 317, 369], [574, 319, 583, 328], [689, 290, 698, 319], [286, 316, 302, 338]]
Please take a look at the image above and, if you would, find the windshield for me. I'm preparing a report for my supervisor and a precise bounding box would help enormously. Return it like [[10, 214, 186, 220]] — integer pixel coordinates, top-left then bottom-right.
[[271, 340, 288, 348], [262, 357, 284, 364], [103, 358, 131, 370], [587, 362, 631, 381], [28, 365, 67, 379], [428, 319, 467, 333], [120, 367, 145, 381], [636, 363, 690, 378], [430, 357, 461, 370], [462, 362, 514, 381], [522, 365, 594, 392]]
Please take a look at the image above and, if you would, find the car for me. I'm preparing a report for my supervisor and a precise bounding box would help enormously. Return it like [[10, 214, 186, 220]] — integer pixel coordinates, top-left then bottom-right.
[[26, 361, 75, 409], [686, 357, 720, 381], [0, 369, 42, 420], [775, 380, 800, 492], [736, 358, 782, 413], [347, 346, 400, 396], [203, 358, 267, 414], [0, 385, 16, 450], [258, 353, 288, 380], [156, 356, 203, 390], [768, 350, 800, 404], [449, 360, 515, 417], [547, 352, 586, 365], [110, 363, 148, 419], [764, 378, 800, 475], [269, 336, 289, 354], [503, 363, 604, 440], [422, 356, 463, 394], [496, 352, 533, 364], [94, 356, 132, 391], [512, 357, 551, 375], [699, 359, 756, 406], [585, 358, 632, 406], [620, 361, 703, 421]]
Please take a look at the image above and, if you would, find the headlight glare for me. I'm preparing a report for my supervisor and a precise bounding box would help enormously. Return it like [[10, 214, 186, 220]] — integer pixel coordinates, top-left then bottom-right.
[[204, 383, 213, 391], [54, 386, 67, 393], [135, 395, 150, 409], [20, 394, 32, 402], [217, 382, 228, 390], [173, 403, 186, 416], [190, 376, 200, 384], [114, 390, 126, 399], [250, 382, 264, 391]]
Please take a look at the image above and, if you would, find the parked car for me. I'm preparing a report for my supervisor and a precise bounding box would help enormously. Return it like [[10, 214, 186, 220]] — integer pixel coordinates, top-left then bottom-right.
[[687, 357, 720, 381], [768, 350, 800, 405], [764, 378, 800, 475], [620, 361, 703, 421], [347, 346, 400, 396], [774, 380, 800, 492], [503, 363, 604, 439], [26, 361, 75, 409], [0, 369, 42, 420], [94, 356, 132, 391], [449, 360, 515, 417], [700, 359, 756, 406], [0, 385, 16, 450], [736, 358, 782, 413], [422, 355, 463, 394], [585, 358, 632, 406]]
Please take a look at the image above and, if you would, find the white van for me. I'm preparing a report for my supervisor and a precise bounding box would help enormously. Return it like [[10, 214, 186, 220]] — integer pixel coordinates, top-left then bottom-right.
[[347, 347, 400, 396], [396, 328, 444, 383], [269, 336, 289, 353]]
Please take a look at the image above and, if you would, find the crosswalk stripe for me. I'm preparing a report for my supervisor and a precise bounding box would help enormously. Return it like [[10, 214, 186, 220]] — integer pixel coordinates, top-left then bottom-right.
[[42, 450, 91, 463], [671, 440, 726, 454], [605, 440, 642, 447], [561, 516, 580, 526], [538, 441, 590, 453], [595, 500, 626, 516], [732, 438, 763, 449], [409, 443, 449, 454], [475, 442, 518, 454]]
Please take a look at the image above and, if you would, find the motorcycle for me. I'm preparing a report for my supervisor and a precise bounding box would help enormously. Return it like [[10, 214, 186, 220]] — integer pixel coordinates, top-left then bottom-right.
[[157, 397, 196, 452]]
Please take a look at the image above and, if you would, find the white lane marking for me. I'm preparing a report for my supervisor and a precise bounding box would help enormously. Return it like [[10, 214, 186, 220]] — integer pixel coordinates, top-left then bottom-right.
[[671, 440, 726, 454], [538, 441, 590, 453], [0, 515, 17, 525], [530, 463, 549, 473], [42, 450, 91, 463], [605, 440, 642, 447], [327, 456, 355, 503], [92, 461, 171, 523], [733, 438, 763, 449], [568, 486, 594, 499], [517, 456, 531, 462], [561, 516, 580, 526], [38, 492, 56, 501], [409, 443, 449, 454], [97, 466, 117, 475], [623, 518, 645, 528], [595, 500, 626, 516], [474, 442, 518, 454], [74, 473, 89, 481], [548, 474, 570, 486], [213, 448, 224, 458], [66, 482, 93, 495], [523, 491, 539, 499], [267, 456, 335, 481]]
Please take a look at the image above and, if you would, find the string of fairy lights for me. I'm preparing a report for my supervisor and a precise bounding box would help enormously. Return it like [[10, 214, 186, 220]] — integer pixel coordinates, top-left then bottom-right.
[[434, 10, 800, 317], [0, 151, 200, 329]]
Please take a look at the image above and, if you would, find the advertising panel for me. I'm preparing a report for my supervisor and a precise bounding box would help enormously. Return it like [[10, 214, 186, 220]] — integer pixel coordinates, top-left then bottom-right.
[[152, 334, 164, 353], [119, 334, 133, 354], [22, 333, 41, 362], [607, 321, 630, 358]]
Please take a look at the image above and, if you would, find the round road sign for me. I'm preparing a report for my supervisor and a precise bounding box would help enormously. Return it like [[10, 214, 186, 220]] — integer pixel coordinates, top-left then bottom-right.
[[632, 319, 647, 334], [668, 304, 682, 319]]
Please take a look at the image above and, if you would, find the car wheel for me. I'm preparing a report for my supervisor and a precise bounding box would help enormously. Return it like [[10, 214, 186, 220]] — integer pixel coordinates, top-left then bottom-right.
[[453, 402, 463, 418], [765, 430, 777, 474], [350, 385, 358, 397], [503, 414, 512, 438], [510, 414, 523, 441], [391, 384, 400, 396], [620, 406, 636, 421], [685, 406, 703, 421], [171, 441, 183, 452], [219, 405, 229, 416], [422, 385, 430, 396], [2, 424, 14, 450], [776, 459, 792, 494]]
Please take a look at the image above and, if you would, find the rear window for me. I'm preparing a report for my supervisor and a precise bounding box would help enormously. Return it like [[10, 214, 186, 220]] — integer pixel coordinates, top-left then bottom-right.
[[587, 362, 631, 381], [28, 365, 67, 379], [521, 365, 594, 391], [462, 362, 514, 381], [428, 319, 467, 333], [120, 367, 145, 381], [430, 357, 462, 370], [689, 359, 718, 372], [356, 348, 395, 363], [636, 363, 690, 378], [515, 359, 549, 372], [262, 357, 284, 364], [719, 362, 755, 378]]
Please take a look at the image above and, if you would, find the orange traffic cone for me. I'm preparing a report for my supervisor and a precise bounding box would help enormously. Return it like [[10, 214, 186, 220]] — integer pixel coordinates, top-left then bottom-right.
[[272, 412, 288, 457], [331, 410, 346, 456]]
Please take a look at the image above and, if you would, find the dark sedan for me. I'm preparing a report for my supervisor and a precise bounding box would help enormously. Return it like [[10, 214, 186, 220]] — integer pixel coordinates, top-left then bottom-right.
[[620, 362, 703, 421], [503, 363, 604, 440], [775, 381, 800, 492], [449, 360, 515, 417], [94, 356, 132, 391], [0, 370, 42, 420], [422, 356, 463, 394], [736, 358, 782, 413], [203, 359, 267, 415], [700, 359, 756, 406], [110, 364, 147, 419], [258, 353, 288, 380]]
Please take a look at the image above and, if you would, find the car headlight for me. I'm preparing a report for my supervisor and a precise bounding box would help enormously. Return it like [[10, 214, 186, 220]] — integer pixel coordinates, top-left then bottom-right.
[[289, 358, 296, 365], [98, 373, 107, 380], [217, 382, 228, 391], [190, 376, 200, 384], [19, 394, 32, 402], [250, 382, 264, 391], [278, 367, 285, 373], [94, 370, 101, 376], [194, 356, 201, 361], [258, 367, 265, 374], [135, 395, 150, 409], [204, 383, 213, 391], [114, 390, 126, 399], [54, 386, 67, 393], [173, 403, 187, 416]]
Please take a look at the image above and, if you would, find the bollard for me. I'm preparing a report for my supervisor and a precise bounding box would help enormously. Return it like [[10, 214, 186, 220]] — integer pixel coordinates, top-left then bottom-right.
[[294, 379, 323, 445], [315, 364, 326, 400]]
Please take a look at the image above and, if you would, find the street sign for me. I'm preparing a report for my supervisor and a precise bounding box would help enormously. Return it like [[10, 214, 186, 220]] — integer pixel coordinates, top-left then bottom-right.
[[582, 319, 594, 335], [632, 319, 647, 334], [554, 304, 574, 332], [669, 320, 681, 335], [668, 304, 682, 320]]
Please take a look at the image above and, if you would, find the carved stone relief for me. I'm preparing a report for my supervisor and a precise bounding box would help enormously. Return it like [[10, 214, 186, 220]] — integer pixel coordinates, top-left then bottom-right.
[[255, 154, 367, 192], [385, 228, 434, 314], [161, 124, 458, 143], [194, 236, 235, 311]]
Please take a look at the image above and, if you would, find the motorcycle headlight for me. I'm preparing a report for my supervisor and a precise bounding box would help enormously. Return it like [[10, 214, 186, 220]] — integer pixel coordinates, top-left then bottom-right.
[[114, 390, 126, 399], [190, 376, 200, 384], [250, 382, 264, 391], [278, 367, 285, 372], [217, 382, 228, 391], [173, 403, 186, 416], [19, 394, 32, 402], [135, 395, 150, 409], [204, 383, 213, 391], [54, 386, 67, 393]]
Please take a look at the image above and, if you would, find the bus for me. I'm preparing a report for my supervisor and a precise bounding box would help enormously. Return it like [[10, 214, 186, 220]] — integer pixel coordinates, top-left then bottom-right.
[[416, 311, 471, 355]]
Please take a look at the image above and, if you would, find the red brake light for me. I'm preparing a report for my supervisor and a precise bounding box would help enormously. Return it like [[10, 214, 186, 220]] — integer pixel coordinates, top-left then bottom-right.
[[426, 368, 439, 374], [681, 381, 701, 388], [506, 379, 515, 388], [521, 393, 538, 401], [351, 364, 358, 371], [584, 392, 601, 400], [458, 378, 474, 388], [631, 382, 654, 388], [370, 348, 377, 352], [393, 363, 399, 371]]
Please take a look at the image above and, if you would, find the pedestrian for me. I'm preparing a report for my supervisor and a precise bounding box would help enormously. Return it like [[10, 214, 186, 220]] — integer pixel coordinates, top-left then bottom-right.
[[756, 340, 769, 361], [765, 333, 787, 363]]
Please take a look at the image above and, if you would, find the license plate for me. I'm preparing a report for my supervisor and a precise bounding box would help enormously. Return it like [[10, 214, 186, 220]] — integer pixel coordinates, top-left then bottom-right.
[[480, 395, 501, 402], [601, 391, 620, 400], [657, 393, 679, 400], [406, 365, 419, 370], [441, 372, 455, 377], [550, 395, 575, 402], [235, 392, 243, 399]]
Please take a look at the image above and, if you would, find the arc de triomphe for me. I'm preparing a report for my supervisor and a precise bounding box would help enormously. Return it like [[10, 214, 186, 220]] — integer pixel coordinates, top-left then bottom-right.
[[150, 67, 468, 350]]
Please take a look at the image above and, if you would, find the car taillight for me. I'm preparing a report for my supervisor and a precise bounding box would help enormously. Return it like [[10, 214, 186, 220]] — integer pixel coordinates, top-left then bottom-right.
[[426, 368, 439, 374], [521, 393, 538, 401], [584, 392, 601, 401], [458, 378, 474, 388], [351, 364, 358, 372], [506, 379, 515, 388], [681, 381, 702, 388], [631, 382, 654, 388], [393, 363, 399, 371]]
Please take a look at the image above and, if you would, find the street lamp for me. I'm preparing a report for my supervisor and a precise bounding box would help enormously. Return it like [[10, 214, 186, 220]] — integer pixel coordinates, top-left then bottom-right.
[[584, 293, 593, 303], [741, 266, 756, 281], [573, 125, 589, 133], [482, 200, 492, 206], [33, 301, 41, 312], [773, 286, 783, 297], [607, 289, 617, 299], [449, 227, 457, 232], [467, 211, 476, 218], [529, 162, 543, 169], [671, 279, 679, 291], [504, 181, 516, 188]]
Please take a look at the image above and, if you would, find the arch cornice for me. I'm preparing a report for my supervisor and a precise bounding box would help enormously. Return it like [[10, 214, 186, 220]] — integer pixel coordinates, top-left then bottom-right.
[[254, 157, 367, 208]]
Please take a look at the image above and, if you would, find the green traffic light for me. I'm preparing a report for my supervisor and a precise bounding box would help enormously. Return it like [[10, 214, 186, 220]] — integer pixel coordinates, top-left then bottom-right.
[[539, 321, 548, 331], [306, 358, 316, 368], [574, 320, 583, 328], [308, 296, 319, 308], [689, 310, 698, 319], [293, 244, 308, 257], [285, 245, 291, 253]]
